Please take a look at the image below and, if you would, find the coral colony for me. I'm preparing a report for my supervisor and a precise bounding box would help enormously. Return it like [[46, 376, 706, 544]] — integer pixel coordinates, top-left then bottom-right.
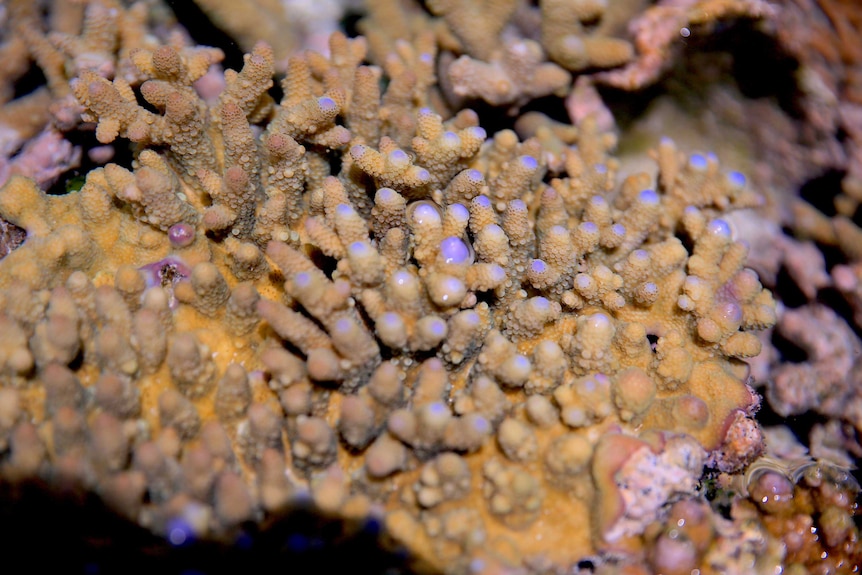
[[0, 0, 860, 574]]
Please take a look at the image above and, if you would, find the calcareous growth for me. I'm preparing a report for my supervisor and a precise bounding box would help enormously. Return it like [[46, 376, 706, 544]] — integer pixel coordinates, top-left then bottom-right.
[[4, 1, 845, 573]]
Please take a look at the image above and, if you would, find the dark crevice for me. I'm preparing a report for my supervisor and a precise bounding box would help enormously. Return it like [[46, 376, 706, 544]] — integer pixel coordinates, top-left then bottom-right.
[[46, 129, 136, 196], [268, 81, 285, 107], [673, 229, 695, 255], [11, 66, 47, 101], [0, 477, 429, 575], [596, 82, 663, 132], [307, 248, 339, 280], [462, 99, 520, 139], [756, 387, 813, 430], [817, 241, 850, 272], [164, 0, 245, 72], [603, 18, 803, 133], [727, 23, 800, 115], [816, 286, 862, 340], [770, 328, 809, 364], [772, 266, 808, 309], [519, 95, 570, 126], [341, 9, 364, 38], [799, 169, 845, 218]]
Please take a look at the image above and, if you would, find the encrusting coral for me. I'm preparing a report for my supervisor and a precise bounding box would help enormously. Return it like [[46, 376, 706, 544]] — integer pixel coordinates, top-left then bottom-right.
[[0, 11, 805, 575]]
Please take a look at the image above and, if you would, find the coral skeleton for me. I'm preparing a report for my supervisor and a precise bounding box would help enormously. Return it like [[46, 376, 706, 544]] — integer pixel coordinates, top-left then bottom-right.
[[0, 1, 859, 574]]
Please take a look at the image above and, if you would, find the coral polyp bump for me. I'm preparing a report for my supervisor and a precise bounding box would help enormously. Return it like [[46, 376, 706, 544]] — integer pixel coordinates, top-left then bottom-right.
[[0, 29, 781, 574]]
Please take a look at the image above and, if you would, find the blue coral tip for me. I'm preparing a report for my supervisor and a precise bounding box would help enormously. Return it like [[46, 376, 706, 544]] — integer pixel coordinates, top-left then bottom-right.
[[348, 241, 369, 255], [376, 187, 396, 201], [411, 202, 440, 225], [530, 259, 547, 274], [471, 415, 490, 434], [510, 354, 531, 371], [379, 312, 401, 327], [520, 156, 538, 170], [638, 189, 659, 204], [167, 518, 194, 547], [488, 265, 506, 283], [461, 310, 481, 325], [707, 219, 731, 237], [427, 401, 448, 416], [426, 318, 447, 337], [317, 96, 336, 111], [440, 236, 470, 264], [531, 296, 550, 311], [689, 154, 707, 170], [449, 203, 470, 220], [728, 171, 746, 187], [334, 318, 353, 334], [393, 270, 412, 286], [335, 203, 355, 217]]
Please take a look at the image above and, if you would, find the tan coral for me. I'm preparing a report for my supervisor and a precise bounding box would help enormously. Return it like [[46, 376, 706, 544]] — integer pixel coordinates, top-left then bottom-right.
[[0, 28, 779, 575]]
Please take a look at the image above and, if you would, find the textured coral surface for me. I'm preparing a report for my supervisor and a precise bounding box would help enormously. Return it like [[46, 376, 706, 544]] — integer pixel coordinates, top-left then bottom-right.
[[0, 1, 860, 574]]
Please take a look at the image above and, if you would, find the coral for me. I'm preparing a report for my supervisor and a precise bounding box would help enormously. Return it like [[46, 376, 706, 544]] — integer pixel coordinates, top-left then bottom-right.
[[0, 129, 82, 190], [592, 432, 706, 552], [0, 8, 800, 575], [3, 0, 180, 126], [192, 0, 354, 65], [764, 304, 862, 433], [583, 448, 860, 575], [0, 0, 194, 192], [362, 0, 635, 110], [595, 0, 776, 91]]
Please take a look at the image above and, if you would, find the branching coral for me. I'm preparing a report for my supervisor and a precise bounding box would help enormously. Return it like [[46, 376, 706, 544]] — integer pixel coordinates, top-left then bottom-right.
[[361, 0, 635, 111], [0, 0, 192, 189], [0, 13, 789, 575]]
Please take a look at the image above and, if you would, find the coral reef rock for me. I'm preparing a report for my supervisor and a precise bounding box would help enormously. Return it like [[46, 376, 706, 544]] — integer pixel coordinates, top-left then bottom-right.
[[0, 25, 780, 574]]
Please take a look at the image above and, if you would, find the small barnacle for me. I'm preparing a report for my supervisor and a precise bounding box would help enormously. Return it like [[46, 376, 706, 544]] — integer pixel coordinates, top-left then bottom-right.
[[740, 454, 860, 516], [742, 457, 797, 514], [798, 458, 861, 494]]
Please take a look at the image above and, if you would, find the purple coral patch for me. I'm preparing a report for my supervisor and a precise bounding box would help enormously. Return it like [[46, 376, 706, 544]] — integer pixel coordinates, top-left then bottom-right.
[[168, 222, 195, 248]]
